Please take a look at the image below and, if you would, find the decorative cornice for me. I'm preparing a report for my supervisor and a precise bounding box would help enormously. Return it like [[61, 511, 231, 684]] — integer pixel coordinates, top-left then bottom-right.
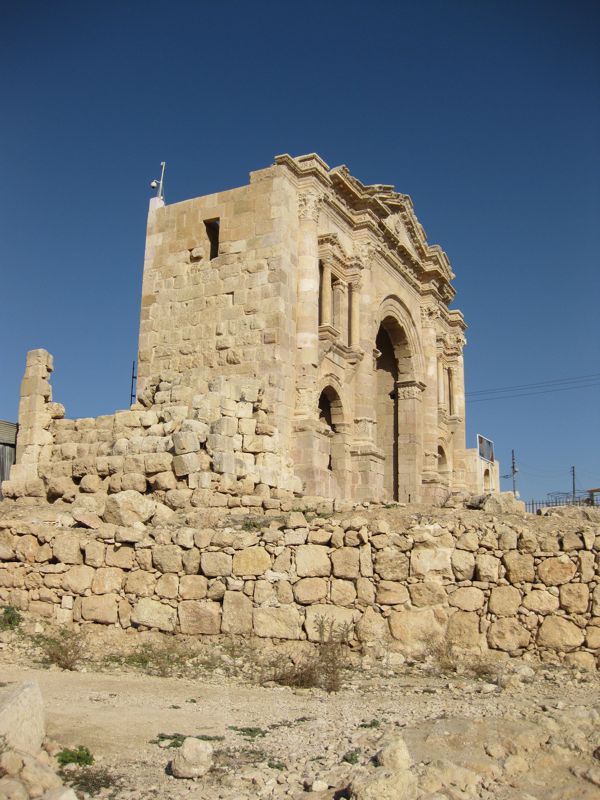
[[275, 153, 459, 305]]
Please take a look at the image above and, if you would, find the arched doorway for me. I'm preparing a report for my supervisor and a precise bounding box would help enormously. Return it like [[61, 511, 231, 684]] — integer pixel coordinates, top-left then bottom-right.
[[317, 385, 347, 497], [438, 445, 450, 483], [483, 468, 491, 492], [375, 326, 399, 500]]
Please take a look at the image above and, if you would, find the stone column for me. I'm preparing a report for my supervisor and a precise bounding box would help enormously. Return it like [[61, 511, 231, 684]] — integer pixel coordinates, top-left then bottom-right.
[[4, 349, 63, 498], [437, 357, 445, 406], [296, 191, 322, 370], [332, 281, 348, 342], [320, 260, 332, 327], [450, 348, 468, 491], [292, 190, 323, 494], [420, 306, 443, 501], [349, 282, 360, 347], [350, 245, 384, 501]]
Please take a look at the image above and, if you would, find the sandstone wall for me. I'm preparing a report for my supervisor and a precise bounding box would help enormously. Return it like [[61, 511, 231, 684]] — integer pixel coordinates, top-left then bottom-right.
[[0, 500, 598, 668], [2, 349, 302, 508]]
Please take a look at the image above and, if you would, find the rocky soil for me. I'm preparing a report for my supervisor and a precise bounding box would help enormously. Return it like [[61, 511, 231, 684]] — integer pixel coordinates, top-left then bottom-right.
[[0, 623, 599, 800]]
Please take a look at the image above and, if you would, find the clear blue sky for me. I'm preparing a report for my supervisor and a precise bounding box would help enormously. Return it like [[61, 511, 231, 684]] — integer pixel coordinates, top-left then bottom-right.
[[2, 0, 598, 501]]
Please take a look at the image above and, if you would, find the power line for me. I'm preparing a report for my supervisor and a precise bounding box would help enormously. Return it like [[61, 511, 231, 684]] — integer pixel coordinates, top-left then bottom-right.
[[468, 381, 600, 403], [467, 372, 600, 397]]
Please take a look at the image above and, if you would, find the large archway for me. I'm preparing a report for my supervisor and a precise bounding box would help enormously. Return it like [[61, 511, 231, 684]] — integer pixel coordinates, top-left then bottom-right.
[[375, 311, 420, 502], [375, 325, 399, 500]]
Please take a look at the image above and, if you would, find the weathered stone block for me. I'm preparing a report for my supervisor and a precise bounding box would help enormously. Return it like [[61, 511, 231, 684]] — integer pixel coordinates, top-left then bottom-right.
[[52, 533, 82, 564], [221, 591, 253, 634], [488, 585, 521, 616], [201, 552, 232, 577], [451, 550, 475, 580], [81, 593, 119, 624], [330, 578, 357, 606], [537, 617, 584, 651], [487, 619, 530, 651], [131, 598, 176, 632], [537, 556, 577, 586], [103, 490, 155, 526], [253, 606, 301, 639], [304, 604, 356, 641], [559, 584, 589, 614], [408, 581, 447, 607], [376, 581, 409, 605], [449, 586, 485, 611], [502, 552, 534, 583], [124, 570, 155, 597], [295, 545, 331, 577], [105, 545, 135, 570], [178, 600, 221, 634], [355, 606, 389, 643], [179, 575, 208, 599], [293, 577, 327, 604], [522, 589, 559, 614], [172, 452, 200, 477], [374, 549, 409, 581], [156, 574, 179, 598], [153, 545, 183, 573], [446, 610, 480, 649], [389, 608, 446, 656], [410, 546, 452, 578], [232, 546, 270, 576], [330, 547, 360, 579]]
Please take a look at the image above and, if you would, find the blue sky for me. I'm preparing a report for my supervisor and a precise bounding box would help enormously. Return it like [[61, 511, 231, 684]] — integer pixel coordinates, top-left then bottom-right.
[[2, 0, 598, 500]]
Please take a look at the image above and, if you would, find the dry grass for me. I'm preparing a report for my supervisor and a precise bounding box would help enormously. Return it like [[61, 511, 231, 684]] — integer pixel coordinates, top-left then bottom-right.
[[269, 616, 351, 693], [34, 628, 87, 671]]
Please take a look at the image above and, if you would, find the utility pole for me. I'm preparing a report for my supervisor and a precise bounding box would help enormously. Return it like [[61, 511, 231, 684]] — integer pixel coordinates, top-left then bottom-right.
[[130, 360, 137, 407], [501, 449, 519, 496], [571, 465, 576, 502], [511, 450, 517, 496]]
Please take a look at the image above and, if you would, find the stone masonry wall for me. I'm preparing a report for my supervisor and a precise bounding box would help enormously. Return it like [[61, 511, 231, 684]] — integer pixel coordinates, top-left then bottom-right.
[[2, 350, 302, 508], [0, 499, 598, 668]]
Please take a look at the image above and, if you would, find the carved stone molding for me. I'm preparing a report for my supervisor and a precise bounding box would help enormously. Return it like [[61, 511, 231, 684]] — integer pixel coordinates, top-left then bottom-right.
[[298, 191, 324, 222], [420, 303, 441, 326], [396, 379, 426, 401]]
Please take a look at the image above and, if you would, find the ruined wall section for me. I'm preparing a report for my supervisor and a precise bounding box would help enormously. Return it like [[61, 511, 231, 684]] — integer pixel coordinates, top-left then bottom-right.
[[137, 167, 299, 459], [0, 504, 598, 668], [2, 350, 302, 509]]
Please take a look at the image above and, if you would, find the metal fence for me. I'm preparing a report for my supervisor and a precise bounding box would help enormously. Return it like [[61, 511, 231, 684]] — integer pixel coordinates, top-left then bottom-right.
[[525, 497, 598, 514]]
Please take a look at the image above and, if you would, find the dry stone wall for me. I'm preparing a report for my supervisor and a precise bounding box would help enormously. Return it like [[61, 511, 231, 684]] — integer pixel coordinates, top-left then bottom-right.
[[0, 497, 598, 667]]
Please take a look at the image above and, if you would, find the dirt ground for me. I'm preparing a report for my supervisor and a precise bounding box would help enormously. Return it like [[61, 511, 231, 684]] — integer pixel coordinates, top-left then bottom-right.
[[1, 624, 599, 800]]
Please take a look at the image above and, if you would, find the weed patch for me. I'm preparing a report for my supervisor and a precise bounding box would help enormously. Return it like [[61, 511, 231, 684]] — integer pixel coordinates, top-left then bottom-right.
[[269, 616, 350, 693], [57, 746, 94, 767], [228, 726, 267, 740], [342, 748, 361, 764], [61, 766, 120, 797], [0, 606, 22, 631], [34, 629, 87, 671]]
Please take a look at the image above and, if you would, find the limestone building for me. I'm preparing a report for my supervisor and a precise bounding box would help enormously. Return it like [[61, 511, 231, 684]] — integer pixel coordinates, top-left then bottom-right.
[[138, 153, 476, 504]]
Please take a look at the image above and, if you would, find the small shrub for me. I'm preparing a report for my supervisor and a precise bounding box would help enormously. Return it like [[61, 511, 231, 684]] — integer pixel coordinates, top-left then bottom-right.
[[342, 748, 361, 764], [228, 726, 267, 740], [35, 629, 87, 671], [358, 719, 381, 729], [267, 760, 285, 770], [269, 616, 350, 693], [122, 642, 186, 677], [240, 516, 264, 531], [151, 732, 224, 748], [62, 766, 118, 795], [0, 606, 22, 631], [57, 745, 94, 767]]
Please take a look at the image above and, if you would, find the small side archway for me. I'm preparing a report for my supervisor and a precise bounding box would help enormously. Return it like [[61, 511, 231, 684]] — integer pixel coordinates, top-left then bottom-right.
[[317, 383, 349, 497]]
